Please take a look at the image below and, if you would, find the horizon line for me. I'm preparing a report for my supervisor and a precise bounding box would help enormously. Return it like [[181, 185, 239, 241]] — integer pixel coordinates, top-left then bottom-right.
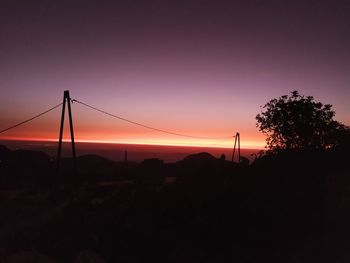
[[0, 137, 265, 150]]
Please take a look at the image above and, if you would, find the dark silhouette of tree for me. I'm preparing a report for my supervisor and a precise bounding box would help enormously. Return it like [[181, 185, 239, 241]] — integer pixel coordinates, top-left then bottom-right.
[[256, 91, 348, 152]]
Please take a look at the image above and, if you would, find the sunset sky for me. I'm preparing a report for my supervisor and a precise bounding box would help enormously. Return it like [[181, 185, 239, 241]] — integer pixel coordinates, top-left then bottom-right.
[[0, 0, 349, 149]]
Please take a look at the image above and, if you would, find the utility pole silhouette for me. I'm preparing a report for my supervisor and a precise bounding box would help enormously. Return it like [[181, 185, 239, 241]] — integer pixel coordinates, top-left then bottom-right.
[[56, 90, 78, 198], [232, 132, 241, 163]]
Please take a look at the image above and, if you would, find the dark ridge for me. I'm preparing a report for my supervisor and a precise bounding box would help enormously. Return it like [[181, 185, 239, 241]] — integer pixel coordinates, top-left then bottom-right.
[[181, 152, 217, 162], [7, 149, 51, 167], [0, 145, 11, 161], [76, 154, 114, 166]]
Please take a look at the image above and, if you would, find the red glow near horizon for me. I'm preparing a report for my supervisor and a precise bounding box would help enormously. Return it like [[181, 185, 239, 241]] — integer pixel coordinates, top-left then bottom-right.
[[0, 136, 265, 150], [0, 102, 266, 149], [0, 1, 349, 147]]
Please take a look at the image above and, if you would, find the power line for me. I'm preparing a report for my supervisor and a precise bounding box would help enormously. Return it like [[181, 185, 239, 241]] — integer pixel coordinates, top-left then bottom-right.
[[72, 98, 233, 140], [0, 103, 63, 134]]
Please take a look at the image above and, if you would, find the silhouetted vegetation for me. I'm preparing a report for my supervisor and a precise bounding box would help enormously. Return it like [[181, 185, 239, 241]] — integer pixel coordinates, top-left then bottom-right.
[[256, 91, 349, 152]]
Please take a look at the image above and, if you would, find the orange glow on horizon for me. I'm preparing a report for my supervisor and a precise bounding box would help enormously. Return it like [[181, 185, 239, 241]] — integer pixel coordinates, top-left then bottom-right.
[[0, 136, 265, 150]]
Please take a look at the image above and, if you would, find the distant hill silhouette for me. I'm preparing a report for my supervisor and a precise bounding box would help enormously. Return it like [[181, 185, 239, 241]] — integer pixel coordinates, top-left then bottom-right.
[[0, 149, 52, 188], [76, 154, 114, 167], [0, 145, 11, 161], [8, 149, 51, 166], [181, 152, 217, 163]]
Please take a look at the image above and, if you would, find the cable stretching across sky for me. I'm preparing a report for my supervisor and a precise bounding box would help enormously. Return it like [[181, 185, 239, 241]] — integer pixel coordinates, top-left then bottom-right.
[[0, 103, 63, 134], [72, 98, 233, 140], [0, 97, 233, 141]]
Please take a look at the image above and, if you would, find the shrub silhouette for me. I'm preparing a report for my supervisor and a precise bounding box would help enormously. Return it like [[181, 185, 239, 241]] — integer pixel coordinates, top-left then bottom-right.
[[256, 90, 349, 152]]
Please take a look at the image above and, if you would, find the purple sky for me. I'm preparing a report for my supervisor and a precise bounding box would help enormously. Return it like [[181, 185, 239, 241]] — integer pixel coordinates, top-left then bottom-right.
[[0, 0, 349, 148]]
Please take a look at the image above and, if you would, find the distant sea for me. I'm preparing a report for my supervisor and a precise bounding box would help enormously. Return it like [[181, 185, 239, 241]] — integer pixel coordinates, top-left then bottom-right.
[[0, 140, 262, 163]]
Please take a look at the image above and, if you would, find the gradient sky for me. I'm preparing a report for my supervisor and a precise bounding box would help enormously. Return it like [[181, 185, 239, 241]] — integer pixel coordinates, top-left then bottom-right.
[[0, 0, 349, 148]]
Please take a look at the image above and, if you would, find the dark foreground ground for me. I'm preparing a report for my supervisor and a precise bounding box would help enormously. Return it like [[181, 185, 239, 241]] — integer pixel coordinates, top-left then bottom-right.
[[0, 145, 349, 262]]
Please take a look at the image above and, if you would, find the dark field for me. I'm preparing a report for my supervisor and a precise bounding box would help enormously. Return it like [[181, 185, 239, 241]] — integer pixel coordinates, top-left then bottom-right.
[[0, 142, 349, 262], [0, 140, 260, 162]]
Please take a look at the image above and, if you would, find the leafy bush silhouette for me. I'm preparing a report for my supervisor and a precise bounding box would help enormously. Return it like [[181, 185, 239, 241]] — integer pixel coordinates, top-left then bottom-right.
[[256, 90, 349, 152]]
